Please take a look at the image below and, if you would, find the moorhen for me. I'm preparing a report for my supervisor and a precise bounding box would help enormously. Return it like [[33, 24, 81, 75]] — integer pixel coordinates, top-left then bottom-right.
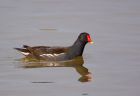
[[14, 32, 93, 61]]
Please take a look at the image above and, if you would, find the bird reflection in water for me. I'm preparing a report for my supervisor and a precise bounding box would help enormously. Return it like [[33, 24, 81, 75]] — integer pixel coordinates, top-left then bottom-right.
[[20, 56, 92, 82]]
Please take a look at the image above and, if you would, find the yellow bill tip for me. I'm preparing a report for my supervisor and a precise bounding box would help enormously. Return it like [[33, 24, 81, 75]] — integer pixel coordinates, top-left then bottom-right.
[[89, 41, 94, 44]]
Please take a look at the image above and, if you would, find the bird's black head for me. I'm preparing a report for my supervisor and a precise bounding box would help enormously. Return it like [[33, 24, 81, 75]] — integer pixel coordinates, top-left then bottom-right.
[[78, 32, 93, 44], [66, 32, 93, 59]]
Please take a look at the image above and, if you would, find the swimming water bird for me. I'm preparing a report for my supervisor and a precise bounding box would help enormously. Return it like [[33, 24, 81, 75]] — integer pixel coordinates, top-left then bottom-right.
[[14, 32, 93, 61]]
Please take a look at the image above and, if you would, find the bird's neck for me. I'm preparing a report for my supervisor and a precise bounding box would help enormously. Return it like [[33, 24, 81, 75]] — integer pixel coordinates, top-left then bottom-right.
[[66, 39, 87, 59]]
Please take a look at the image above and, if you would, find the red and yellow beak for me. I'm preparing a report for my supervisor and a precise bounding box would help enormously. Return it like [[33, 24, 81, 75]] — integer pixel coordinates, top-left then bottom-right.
[[87, 35, 94, 44]]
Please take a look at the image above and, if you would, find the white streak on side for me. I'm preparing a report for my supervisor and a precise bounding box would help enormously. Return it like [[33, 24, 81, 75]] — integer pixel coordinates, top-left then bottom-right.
[[40, 54, 52, 57], [40, 53, 65, 57], [21, 52, 30, 56], [53, 53, 65, 56]]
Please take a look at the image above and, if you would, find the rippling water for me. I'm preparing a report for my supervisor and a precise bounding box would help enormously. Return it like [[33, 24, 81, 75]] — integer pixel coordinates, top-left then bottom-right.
[[0, 0, 140, 96]]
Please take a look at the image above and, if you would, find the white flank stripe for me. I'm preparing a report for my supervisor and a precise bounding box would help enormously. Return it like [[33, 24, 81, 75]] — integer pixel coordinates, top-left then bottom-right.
[[40, 54, 53, 57], [40, 53, 64, 57], [21, 52, 29, 56]]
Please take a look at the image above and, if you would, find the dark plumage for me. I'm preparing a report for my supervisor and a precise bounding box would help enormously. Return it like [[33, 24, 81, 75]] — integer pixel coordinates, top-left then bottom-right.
[[14, 32, 93, 61]]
